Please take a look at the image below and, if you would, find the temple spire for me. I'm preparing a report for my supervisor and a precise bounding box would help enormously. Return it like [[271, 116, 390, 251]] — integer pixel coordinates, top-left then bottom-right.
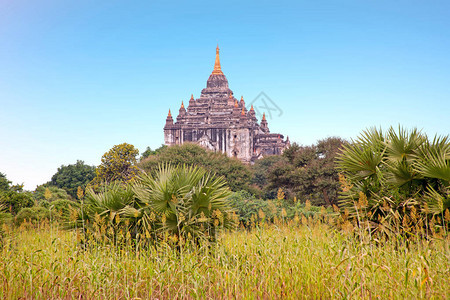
[[168, 109, 172, 117], [212, 45, 224, 75]]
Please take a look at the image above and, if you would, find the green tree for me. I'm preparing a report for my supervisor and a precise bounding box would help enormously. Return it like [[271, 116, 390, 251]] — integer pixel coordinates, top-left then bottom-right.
[[0, 173, 34, 214], [140, 145, 167, 160], [267, 137, 346, 205], [251, 155, 286, 198], [0, 173, 11, 191], [0, 185, 34, 215], [50, 160, 96, 198], [138, 143, 253, 192], [93, 143, 139, 185]]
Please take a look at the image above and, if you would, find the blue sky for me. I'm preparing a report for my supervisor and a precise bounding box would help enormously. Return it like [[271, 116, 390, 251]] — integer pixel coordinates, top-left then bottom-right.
[[1, 0, 449, 190]]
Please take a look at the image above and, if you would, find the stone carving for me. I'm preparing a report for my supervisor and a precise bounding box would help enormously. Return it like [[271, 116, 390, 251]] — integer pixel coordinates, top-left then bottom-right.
[[164, 46, 290, 163]]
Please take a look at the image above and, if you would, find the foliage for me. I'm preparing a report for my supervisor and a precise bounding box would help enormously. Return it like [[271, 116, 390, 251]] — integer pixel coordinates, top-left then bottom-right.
[[93, 143, 139, 186], [250, 155, 285, 198], [228, 190, 329, 226], [74, 164, 237, 245], [0, 184, 34, 215], [139, 143, 253, 192], [140, 145, 167, 160], [0, 172, 11, 191], [34, 185, 71, 202], [336, 126, 450, 237], [0, 173, 34, 215], [267, 137, 346, 205], [14, 206, 51, 225], [50, 160, 96, 198], [52, 199, 80, 219]]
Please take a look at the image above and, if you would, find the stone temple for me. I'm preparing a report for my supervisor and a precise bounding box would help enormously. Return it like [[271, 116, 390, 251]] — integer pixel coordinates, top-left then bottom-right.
[[164, 46, 290, 163]]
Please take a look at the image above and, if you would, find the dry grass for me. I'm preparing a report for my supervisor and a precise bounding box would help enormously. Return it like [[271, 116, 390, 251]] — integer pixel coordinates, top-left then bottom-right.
[[0, 220, 449, 299]]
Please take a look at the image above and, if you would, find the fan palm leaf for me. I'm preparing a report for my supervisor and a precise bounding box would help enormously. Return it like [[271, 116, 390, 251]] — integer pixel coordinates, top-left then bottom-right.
[[414, 135, 450, 183]]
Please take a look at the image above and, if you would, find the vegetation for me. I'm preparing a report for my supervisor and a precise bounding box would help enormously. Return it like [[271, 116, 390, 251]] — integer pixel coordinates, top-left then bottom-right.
[[265, 137, 346, 205], [139, 143, 253, 192], [139, 144, 167, 160], [0, 176, 34, 214], [33, 185, 71, 202], [0, 218, 447, 299], [337, 126, 450, 237], [92, 143, 140, 185], [50, 160, 96, 198], [74, 164, 236, 245], [1, 126, 449, 298], [228, 190, 327, 225]]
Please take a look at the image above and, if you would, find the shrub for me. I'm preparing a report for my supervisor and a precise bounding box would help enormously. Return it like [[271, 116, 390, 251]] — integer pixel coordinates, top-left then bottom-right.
[[15, 207, 51, 225], [228, 190, 332, 226], [73, 164, 237, 246], [336, 126, 450, 237]]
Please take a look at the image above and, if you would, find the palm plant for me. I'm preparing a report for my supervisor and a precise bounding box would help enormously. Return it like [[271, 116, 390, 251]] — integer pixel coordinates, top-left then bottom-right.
[[71, 164, 237, 246], [336, 126, 450, 237], [128, 164, 236, 244], [70, 183, 134, 244]]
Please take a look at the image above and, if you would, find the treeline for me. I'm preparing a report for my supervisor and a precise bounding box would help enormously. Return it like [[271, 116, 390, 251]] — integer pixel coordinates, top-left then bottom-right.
[[0, 137, 343, 225], [2, 126, 449, 238], [140, 137, 346, 206]]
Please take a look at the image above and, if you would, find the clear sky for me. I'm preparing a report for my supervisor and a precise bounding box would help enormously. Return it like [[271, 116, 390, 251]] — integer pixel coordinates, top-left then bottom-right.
[[1, 0, 449, 190]]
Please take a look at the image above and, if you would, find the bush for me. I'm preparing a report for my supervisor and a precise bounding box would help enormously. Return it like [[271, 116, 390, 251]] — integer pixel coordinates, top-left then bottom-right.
[[15, 207, 51, 225], [51, 199, 79, 220], [336, 126, 450, 237], [72, 164, 237, 246], [228, 190, 332, 225]]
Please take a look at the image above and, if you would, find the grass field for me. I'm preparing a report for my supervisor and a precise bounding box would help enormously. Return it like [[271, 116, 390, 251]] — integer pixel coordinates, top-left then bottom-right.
[[1, 220, 448, 299]]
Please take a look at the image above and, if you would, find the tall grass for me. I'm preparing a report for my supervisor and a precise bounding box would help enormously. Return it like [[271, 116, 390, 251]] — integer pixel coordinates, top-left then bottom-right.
[[0, 218, 448, 299]]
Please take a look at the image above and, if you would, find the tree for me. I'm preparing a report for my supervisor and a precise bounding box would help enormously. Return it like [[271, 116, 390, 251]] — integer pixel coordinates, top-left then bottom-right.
[[93, 143, 139, 185], [251, 155, 286, 198], [267, 137, 346, 205], [138, 143, 253, 192], [336, 126, 450, 236], [140, 145, 167, 160], [0, 172, 34, 214], [50, 160, 96, 198], [0, 184, 34, 215], [0, 172, 11, 191]]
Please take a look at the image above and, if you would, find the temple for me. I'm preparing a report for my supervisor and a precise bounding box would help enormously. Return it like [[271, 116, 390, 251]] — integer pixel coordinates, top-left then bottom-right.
[[164, 46, 290, 163]]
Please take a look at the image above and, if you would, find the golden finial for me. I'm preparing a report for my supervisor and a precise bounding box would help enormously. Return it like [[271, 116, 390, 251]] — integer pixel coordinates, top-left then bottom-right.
[[168, 109, 172, 117], [234, 100, 238, 107], [241, 107, 245, 116], [262, 112, 266, 121], [229, 93, 233, 99], [250, 104, 254, 111], [240, 96, 244, 101], [181, 101, 184, 109], [190, 94, 194, 100], [212, 45, 224, 75]]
